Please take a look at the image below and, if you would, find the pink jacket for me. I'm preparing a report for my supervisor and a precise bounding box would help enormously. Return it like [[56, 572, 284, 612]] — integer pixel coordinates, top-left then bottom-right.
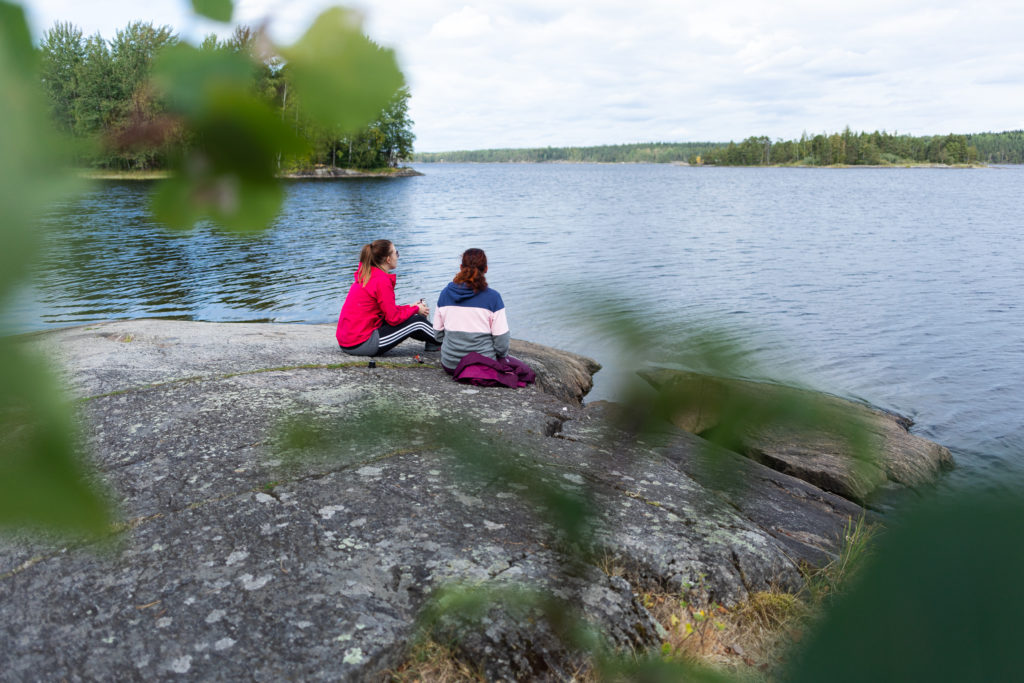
[[336, 267, 419, 347]]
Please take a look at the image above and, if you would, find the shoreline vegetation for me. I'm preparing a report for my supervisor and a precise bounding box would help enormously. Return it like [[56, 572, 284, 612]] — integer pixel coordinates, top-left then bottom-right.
[[416, 159, 989, 169], [414, 129, 1024, 167], [79, 166, 423, 180], [39, 22, 416, 175]]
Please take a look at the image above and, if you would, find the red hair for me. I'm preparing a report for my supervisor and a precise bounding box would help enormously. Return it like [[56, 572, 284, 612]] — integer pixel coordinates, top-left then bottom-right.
[[357, 240, 393, 285], [453, 248, 488, 293]]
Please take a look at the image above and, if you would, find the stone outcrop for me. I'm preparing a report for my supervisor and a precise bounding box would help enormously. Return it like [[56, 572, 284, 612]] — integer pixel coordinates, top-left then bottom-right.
[[2, 320, 902, 680], [639, 369, 954, 504], [280, 167, 423, 179]]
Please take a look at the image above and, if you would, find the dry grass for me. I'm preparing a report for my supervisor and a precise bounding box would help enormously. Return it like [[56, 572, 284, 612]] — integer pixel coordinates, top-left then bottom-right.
[[635, 515, 878, 680], [638, 586, 807, 680], [385, 639, 485, 682], [386, 518, 877, 681], [802, 515, 877, 605]]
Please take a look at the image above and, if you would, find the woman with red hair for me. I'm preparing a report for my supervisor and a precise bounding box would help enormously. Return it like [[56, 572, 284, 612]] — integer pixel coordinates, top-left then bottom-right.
[[336, 239, 440, 356], [433, 249, 534, 386]]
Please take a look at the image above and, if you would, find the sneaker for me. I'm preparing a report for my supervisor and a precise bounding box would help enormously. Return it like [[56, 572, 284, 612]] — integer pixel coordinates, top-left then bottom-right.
[[424, 341, 442, 352]]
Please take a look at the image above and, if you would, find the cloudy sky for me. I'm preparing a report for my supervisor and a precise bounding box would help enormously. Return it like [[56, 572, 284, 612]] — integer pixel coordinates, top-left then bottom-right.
[[21, 0, 1024, 151]]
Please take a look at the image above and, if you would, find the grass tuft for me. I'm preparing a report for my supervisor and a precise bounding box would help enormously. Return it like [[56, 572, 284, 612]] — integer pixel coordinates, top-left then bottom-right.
[[632, 515, 878, 679], [385, 638, 485, 682]]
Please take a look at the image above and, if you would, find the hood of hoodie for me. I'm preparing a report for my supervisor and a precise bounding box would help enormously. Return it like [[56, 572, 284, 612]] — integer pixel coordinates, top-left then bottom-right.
[[441, 281, 479, 303]]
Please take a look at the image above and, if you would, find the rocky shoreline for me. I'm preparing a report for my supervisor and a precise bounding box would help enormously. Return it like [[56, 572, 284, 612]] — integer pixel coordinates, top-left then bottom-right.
[[280, 167, 423, 179], [79, 167, 424, 181], [0, 320, 950, 679]]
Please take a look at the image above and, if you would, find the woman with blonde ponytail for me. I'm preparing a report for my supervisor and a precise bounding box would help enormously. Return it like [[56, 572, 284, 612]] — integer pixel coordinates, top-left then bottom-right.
[[336, 240, 440, 356]]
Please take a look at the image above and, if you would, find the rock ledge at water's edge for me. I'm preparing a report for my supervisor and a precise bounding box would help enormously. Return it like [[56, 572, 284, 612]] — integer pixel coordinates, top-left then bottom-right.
[[1, 320, 947, 680], [640, 369, 954, 505]]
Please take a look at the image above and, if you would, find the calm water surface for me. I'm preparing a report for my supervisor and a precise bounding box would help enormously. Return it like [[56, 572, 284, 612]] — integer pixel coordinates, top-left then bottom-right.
[[12, 163, 1024, 490]]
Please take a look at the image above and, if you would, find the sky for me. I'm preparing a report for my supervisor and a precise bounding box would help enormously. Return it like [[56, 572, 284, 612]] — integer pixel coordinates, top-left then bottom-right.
[[20, 0, 1024, 152]]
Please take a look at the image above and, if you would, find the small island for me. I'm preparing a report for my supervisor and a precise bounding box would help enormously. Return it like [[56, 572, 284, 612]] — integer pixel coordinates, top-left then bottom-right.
[[280, 166, 423, 179]]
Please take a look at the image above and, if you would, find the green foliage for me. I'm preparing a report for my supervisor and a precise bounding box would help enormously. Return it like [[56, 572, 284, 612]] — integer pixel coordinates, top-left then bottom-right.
[[966, 130, 1024, 163], [591, 313, 877, 497], [416, 141, 722, 164], [699, 128, 1024, 166], [36, 14, 412, 176], [0, 341, 112, 535], [145, 7, 401, 228], [151, 42, 257, 117], [1, 1, 407, 534], [801, 515, 876, 606], [192, 0, 233, 23], [0, 1, 109, 535], [275, 403, 598, 554], [786, 490, 1024, 682], [596, 654, 736, 683], [38, 21, 84, 133], [150, 44, 306, 230], [417, 583, 601, 655], [290, 87, 415, 170], [280, 8, 403, 134]]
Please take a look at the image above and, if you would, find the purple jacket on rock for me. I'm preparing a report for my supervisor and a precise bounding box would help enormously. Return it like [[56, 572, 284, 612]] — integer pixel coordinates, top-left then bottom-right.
[[450, 352, 536, 388]]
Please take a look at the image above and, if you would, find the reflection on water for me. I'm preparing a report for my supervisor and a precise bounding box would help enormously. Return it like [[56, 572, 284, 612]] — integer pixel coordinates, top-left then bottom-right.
[[11, 165, 1024, 489]]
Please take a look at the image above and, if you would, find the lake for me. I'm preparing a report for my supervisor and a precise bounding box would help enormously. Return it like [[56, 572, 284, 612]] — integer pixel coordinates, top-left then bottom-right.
[[10, 163, 1024, 490]]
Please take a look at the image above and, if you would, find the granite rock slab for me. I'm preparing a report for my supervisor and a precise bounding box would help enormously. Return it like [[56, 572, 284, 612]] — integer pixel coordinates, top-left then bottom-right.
[[2, 320, 874, 680], [639, 368, 954, 504]]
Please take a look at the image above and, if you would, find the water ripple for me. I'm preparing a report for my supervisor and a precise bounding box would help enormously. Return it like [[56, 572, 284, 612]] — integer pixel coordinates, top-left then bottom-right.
[[9, 165, 1024, 488]]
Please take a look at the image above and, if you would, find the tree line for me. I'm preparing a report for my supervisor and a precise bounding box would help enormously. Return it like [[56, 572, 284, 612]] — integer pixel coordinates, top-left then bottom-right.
[[38, 21, 414, 171], [414, 142, 722, 164], [416, 131, 1024, 166], [695, 128, 1024, 166]]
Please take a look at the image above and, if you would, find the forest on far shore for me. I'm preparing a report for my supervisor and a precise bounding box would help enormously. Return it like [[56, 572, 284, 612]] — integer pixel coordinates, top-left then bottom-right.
[[38, 21, 415, 171], [415, 130, 1024, 166]]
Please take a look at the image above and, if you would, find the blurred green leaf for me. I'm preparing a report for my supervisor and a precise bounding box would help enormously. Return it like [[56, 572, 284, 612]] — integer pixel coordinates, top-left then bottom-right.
[[152, 43, 257, 117], [596, 654, 737, 683], [638, 368, 875, 465], [272, 404, 598, 556], [589, 309, 877, 497], [0, 1, 80, 298], [0, 341, 112, 535], [418, 583, 601, 657], [786, 490, 1024, 682], [191, 0, 232, 23], [280, 7, 403, 133], [151, 166, 284, 231], [151, 89, 306, 230], [0, 2, 105, 537], [0, 1, 34, 71]]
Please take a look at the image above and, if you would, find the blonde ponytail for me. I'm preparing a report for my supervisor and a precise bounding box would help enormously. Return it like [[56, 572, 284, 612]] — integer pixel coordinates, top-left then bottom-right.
[[357, 240, 394, 285]]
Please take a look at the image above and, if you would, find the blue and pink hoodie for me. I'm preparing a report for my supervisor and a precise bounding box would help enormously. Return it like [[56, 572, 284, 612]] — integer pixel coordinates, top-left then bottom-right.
[[433, 282, 510, 370]]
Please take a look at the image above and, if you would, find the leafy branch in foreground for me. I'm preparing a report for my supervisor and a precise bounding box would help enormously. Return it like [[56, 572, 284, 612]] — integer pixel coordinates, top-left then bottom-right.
[[1, 0, 405, 536], [148, 6, 403, 230], [0, 1, 106, 536]]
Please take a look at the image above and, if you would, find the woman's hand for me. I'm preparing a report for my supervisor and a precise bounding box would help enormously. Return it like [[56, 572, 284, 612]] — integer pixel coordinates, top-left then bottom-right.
[[416, 299, 430, 317]]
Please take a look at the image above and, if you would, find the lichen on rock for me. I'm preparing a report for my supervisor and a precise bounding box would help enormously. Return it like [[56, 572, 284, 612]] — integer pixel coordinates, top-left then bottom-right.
[[0, 320, 946, 679]]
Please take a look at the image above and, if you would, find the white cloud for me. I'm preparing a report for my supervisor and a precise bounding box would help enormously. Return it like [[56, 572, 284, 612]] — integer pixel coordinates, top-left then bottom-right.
[[428, 6, 492, 40], [19, 0, 1024, 150]]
